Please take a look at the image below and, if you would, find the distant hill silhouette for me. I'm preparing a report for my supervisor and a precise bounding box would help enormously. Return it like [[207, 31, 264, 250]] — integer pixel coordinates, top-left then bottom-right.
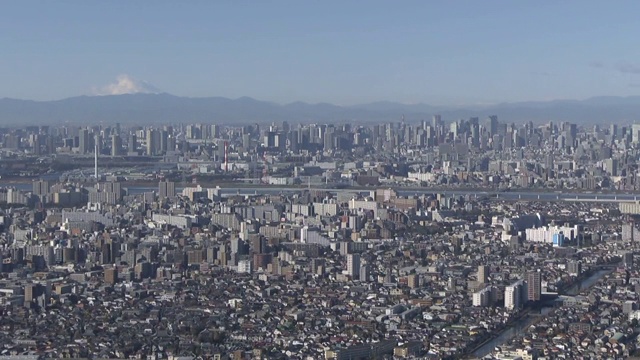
[[1, 93, 640, 125]]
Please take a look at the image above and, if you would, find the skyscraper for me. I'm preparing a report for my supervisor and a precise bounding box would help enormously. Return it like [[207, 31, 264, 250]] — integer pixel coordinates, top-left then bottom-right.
[[128, 134, 137, 153], [347, 253, 360, 280], [478, 265, 488, 284], [486, 115, 498, 135], [505, 280, 525, 310], [160, 130, 168, 153], [146, 129, 157, 156], [359, 264, 369, 282], [631, 124, 640, 143], [604, 158, 618, 176], [432, 114, 442, 129], [78, 128, 89, 154], [111, 134, 122, 156], [158, 180, 175, 199], [527, 271, 541, 302], [32, 180, 51, 196]]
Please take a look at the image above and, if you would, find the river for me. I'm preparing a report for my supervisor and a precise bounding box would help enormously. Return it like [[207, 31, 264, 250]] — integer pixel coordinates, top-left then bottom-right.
[[563, 268, 615, 296], [471, 307, 553, 358], [471, 268, 613, 358]]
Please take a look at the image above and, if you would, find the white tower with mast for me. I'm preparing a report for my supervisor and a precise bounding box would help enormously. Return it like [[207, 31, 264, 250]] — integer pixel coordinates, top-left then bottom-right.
[[94, 138, 98, 179]]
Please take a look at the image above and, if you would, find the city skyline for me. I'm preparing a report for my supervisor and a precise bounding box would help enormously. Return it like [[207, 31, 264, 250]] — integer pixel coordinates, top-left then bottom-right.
[[3, 2, 640, 359], [3, 1, 640, 105]]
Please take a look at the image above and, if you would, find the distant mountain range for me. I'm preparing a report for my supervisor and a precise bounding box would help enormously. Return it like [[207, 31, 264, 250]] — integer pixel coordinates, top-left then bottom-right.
[[1, 93, 640, 125]]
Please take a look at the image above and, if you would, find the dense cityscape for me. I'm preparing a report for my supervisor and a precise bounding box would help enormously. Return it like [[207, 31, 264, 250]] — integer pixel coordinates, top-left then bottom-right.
[[0, 117, 637, 359], [6, 1, 640, 359]]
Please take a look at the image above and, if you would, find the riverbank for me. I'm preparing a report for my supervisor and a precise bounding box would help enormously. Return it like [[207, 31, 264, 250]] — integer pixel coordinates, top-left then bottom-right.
[[465, 265, 616, 358], [3, 172, 640, 196], [464, 308, 533, 358]]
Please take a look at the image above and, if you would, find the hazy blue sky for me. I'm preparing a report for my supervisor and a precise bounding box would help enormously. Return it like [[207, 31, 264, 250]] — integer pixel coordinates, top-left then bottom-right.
[[2, 1, 640, 105]]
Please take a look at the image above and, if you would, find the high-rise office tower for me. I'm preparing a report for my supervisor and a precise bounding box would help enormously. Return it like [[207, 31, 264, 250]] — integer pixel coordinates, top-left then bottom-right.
[[79, 129, 90, 154], [186, 125, 199, 139], [432, 114, 442, 129], [604, 158, 619, 176], [128, 134, 137, 153], [160, 130, 168, 153], [347, 253, 360, 280], [242, 133, 251, 149], [111, 134, 122, 156], [167, 135, 176, 153], [146, 129, 157, 156], [609, 123, 618, 142], [158, 180, 175, 199], [487, 115, 498, 135], [198, 124, 210, 140], [32, 180, 51, 196], [152, 129, 162, 154]]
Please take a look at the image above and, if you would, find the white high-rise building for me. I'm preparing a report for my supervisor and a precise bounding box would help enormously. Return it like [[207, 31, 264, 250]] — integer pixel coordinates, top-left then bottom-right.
[[240, 221, 248, 241], [632, 124, 640, 143], [525, 225, 581, 244], [472, 287, 492, 307], [347, 253, 360, 279], [505, 280, 525, 310]]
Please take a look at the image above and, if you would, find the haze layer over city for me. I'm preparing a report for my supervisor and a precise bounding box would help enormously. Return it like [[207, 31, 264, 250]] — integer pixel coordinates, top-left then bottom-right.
[[3, 2, 640, 360]]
